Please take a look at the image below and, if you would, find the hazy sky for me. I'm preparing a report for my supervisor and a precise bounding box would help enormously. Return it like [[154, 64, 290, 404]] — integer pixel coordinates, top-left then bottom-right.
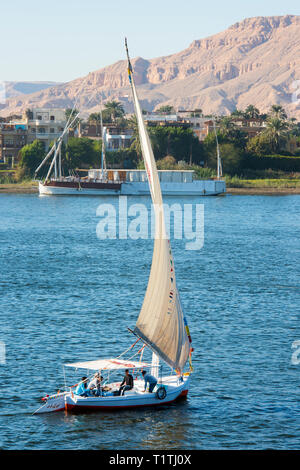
[[1, 0, 300, 82]]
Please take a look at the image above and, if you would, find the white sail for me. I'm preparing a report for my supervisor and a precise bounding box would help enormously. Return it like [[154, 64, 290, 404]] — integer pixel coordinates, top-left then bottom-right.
[[126, 40, 192, 372]]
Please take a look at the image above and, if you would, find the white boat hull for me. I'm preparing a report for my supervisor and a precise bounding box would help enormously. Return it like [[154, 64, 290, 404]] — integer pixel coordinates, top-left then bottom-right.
[[34, 375, 190, 414], [39, 180, 225, 196], [121, 180, 226, 196]]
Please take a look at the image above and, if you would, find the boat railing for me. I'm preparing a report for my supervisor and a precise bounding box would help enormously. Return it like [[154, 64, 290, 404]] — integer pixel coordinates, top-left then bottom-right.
[[49, 176, 121, 185]]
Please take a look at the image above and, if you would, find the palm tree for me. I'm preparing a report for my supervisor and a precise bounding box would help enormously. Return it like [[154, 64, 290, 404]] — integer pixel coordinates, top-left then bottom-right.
[[244, 105, 260, 119], [127, 115, 141, 158], [265, 117, 289, 152], [269, 105, 287, 120], [25, 108, 33, 120], [88, 112, 102, 123], [218, 116, 234, 135], [231, 109, 244, 118], [288, 118, 300, 137], [104, 101, 125, 122], [65, 108, 81, 127]]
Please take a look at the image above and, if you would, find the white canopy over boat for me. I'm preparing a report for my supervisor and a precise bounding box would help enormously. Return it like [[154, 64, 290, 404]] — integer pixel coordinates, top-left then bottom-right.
[[64, 358, 150, 371], [125, 40, 192, 373]]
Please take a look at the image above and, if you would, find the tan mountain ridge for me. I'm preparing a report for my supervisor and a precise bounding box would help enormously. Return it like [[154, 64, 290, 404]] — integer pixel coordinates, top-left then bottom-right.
[[2, 15, 300, 118]]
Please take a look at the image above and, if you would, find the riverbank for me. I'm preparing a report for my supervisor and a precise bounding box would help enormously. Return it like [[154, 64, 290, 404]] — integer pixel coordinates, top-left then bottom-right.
[[227, 187, 300, 195], [0, 182, 39, 193], [225, 177, 300, 194], [1, 180, 300, 195]]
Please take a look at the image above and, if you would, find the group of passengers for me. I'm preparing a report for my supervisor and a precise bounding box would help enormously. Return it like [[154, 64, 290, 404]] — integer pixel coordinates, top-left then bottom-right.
[[75, 369, 158, 397]]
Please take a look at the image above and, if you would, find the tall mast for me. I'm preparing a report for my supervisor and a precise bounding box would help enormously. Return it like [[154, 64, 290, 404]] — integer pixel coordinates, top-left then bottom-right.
[[58, 142, 62, 178], [213, 119, 222, 179], [99, 106, 106, 180], [54, 141, 58, 179]]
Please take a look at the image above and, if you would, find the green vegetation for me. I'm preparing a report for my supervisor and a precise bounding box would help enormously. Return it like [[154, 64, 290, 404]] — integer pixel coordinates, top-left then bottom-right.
[[106, 149, 138, 168], [129, 125, 205, 165], [65, 108, 81, 127], [225, 176, 300, 189], [18, 140, 46, 180], [66, 137, 100, 169], [10, 101, 300, 191], [155, 105, 175, 115], [16, 138, 102, 180], [203, 104, 300, 178], [0, 171, 17, 184], [103, 101, 125, 122]]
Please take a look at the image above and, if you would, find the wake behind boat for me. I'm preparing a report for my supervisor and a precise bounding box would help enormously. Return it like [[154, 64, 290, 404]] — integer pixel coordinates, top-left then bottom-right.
[[34, 40, 193, 414]]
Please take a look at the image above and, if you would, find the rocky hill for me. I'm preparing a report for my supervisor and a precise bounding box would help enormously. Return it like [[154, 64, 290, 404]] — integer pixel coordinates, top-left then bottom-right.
[[1, 15, 300, 118]]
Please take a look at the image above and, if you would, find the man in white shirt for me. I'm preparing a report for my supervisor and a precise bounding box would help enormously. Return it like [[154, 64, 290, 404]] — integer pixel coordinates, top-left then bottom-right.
[[88, 373, 104, 396]]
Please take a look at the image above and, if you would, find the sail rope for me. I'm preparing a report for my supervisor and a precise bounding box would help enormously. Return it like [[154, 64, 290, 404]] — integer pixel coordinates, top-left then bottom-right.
[[116, 338, 141, 359]]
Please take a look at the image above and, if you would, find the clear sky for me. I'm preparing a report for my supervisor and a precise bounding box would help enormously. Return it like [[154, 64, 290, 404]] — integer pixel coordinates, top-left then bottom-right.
[[1, 0, 300, 82]]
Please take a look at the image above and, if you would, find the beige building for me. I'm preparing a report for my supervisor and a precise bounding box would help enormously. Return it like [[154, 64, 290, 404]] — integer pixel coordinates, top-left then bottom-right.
[[25, 108, 67, 149], [0, 123, 27, 165]]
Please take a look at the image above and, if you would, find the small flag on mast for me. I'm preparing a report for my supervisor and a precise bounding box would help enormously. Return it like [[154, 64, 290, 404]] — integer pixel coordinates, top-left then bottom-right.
[[125, 37, 133, 83]]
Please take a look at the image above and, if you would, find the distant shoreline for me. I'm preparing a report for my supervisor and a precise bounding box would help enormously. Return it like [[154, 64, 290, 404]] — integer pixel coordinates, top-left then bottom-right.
[[0, 182, 39, 193], [1, 181, 300, 196], [227, 187, 300, 195]]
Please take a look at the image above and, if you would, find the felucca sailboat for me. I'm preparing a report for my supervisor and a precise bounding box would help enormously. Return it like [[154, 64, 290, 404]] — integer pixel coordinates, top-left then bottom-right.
[[34, 41, 193, 414]]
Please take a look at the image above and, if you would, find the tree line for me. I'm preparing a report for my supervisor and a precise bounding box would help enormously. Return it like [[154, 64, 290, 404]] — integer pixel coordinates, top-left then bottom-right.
[[17, 101, 300, 180]]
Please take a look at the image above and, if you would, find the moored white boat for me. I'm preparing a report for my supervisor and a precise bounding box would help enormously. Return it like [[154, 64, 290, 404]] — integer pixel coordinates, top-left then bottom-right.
[[38, 178, 225, 196]]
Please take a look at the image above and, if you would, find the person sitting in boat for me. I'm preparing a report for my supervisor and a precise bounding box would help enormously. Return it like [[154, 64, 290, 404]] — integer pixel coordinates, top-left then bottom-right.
[[75, 376, 90, 397], [88, 373, 104, 396], [141, 370, 157, 393], [118, 369, 134, 396]]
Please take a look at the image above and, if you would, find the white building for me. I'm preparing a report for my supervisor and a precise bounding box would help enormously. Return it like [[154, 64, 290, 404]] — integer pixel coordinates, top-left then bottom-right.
[[25, 108, 67, 149], [104, 127, 133, 151]]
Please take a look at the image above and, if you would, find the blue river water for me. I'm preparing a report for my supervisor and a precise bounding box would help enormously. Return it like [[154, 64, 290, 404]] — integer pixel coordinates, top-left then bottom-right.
[[0, 193, 299, 450]]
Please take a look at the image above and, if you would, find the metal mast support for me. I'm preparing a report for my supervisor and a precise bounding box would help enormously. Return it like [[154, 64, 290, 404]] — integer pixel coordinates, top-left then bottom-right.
[[34, 142, 57, 177], [213, 119, 222, 179], [58, 141, 62, 178], [54, 141, 58, 179], [34, 113, 79, 179], [100, 107, 107, 180], [45, 150, 57, 182]]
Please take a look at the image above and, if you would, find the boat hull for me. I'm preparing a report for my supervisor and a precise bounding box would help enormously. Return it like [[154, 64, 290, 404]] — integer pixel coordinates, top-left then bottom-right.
[[39, 180, 225, 196], [39, 181, 121, 196], [121, 180, 225, 196], [65, 375, 189, 411], [34, 375, 190, 414]]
